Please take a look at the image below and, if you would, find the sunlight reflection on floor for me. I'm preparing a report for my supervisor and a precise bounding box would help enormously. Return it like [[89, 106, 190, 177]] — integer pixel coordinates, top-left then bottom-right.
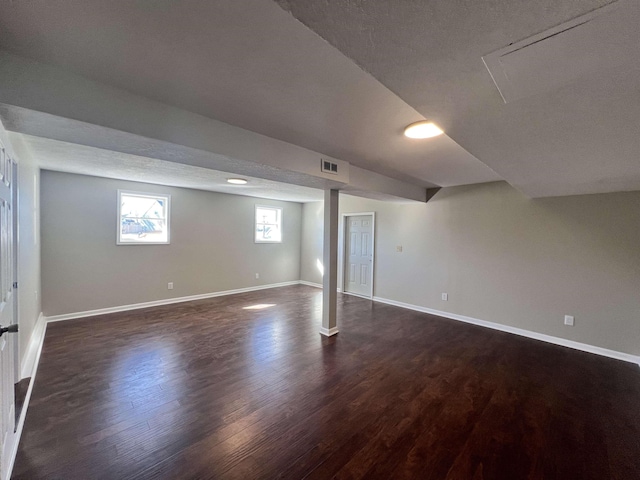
[[242, 304, 276, 310]]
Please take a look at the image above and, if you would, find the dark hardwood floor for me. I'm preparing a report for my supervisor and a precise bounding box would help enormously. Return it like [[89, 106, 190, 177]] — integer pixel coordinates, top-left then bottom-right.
[[12, 285, 640, 479]]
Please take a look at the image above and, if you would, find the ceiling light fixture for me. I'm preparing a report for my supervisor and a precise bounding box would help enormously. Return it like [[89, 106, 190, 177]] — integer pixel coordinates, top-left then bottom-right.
[[227, 178, 248, 185], [404, 121, 444, 139]]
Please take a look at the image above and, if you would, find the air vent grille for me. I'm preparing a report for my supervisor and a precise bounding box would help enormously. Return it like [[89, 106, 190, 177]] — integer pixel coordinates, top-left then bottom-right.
[[321, 159, 338, 174]]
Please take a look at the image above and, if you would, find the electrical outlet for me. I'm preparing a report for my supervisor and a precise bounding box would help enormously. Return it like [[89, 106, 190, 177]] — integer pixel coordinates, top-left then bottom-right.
[[441, 293, 448, 301], [396, 245, 403, 252], [564, 315, 574, 326], [167, 282, 173, 290], [255, 273, 260, 279]]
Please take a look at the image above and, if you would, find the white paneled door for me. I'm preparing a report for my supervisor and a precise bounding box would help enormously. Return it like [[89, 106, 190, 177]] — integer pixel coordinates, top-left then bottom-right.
[[344, 214, 374, 298], [0, 146, 16, 480]]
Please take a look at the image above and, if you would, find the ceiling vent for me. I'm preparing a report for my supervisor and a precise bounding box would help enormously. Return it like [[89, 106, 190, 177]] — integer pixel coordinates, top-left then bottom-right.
[[482, 1, 639, 103], [321, 159, 338, 174]]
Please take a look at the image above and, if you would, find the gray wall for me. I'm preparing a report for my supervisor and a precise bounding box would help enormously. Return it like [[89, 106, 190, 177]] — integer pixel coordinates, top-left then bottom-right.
[[300, 182, 640, 356], [300, 202, 324, 285], [41, 171, 302, 316]]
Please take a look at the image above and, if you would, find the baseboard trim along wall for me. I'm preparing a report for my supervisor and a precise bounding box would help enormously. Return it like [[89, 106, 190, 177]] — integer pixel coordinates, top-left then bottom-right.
[[20, 313, 47, 379], [299, 280, 322, 289], [372, 296, 640, 366], [9, 313, 48, 480], [44, 281, 301, 323], [319, 326, 339, 337]]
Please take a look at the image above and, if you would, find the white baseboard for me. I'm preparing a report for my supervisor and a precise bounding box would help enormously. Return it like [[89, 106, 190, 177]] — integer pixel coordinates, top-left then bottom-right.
[[8, 313, 47, 480], [341, 291, 373, 300], [299, 280, 322, 289], [44, 281, 301, 323], [373, 296, 640, 366], [319, 326, 339, 337], [20, 313, 46, 380]]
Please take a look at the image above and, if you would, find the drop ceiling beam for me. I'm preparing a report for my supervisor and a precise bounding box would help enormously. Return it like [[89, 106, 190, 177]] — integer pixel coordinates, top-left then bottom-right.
[[0, 50, 427, 202]]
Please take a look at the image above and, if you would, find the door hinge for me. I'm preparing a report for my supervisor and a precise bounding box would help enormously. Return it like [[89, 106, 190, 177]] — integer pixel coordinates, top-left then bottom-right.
[[13, 282, 18, 289]]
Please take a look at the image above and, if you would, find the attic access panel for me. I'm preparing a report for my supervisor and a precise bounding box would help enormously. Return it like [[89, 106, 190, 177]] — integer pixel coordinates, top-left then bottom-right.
[[482, 0, 640, 103]]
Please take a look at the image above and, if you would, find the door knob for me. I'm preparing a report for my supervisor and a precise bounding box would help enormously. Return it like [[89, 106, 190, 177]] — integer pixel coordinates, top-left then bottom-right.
[[0, 324, 18, 338]]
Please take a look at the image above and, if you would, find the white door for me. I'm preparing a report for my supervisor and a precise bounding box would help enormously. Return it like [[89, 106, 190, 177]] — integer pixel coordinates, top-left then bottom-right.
[[344, 214, 374, 298], [0, 147, 16, 480]]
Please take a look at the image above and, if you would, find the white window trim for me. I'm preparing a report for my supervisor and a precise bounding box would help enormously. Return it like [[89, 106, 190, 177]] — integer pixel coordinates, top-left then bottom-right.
[[255, 204, 282, 243], [117, 190, 171, 245]]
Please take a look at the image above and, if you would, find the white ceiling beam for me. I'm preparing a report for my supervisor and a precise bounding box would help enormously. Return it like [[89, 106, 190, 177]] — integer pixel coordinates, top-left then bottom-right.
[[0, 50, 426, 202]]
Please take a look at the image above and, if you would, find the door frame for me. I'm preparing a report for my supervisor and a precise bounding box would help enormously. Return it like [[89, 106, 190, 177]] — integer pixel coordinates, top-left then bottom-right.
[[340, 212, 376, 299], [11, 159, 19, 383]]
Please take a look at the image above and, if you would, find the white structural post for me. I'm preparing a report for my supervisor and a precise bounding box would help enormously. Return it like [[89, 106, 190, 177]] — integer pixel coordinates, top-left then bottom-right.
[[320, 189, 339, 336]]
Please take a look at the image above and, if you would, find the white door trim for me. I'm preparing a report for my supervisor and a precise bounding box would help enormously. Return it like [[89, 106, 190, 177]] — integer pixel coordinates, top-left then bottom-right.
[[340, 212, 375, 299], [11, 160, 19, 383]]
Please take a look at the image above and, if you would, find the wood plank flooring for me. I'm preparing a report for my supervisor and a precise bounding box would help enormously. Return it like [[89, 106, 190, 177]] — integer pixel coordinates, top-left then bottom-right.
[[12, 285, 640, 479]]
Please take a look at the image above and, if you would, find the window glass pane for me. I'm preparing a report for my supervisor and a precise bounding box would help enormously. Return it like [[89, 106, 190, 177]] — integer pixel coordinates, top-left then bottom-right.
[[256, 223, 282, 242], [119, 192, 170, 244], [121, 195, 165, 219], [255, 206, 282, 243], [256, 207, 278, 225], [120, 218, 167, 242]]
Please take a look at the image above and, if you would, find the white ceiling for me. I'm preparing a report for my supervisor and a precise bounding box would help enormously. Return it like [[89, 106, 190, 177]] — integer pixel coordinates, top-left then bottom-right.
[[0, 0, 638, 198]]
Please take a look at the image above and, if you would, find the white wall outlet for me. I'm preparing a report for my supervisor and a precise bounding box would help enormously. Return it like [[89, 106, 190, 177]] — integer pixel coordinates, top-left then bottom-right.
[[167, 282, 174, 290], [396, 245, 403, 252], [441, 293, 448, 301], [564, 315, 574, 326], [255, 273, 260, 279]]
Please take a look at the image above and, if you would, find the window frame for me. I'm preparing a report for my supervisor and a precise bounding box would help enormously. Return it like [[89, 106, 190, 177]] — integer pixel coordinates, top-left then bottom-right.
[[117, 190, 171, 245], [254, 204, 283, 244]]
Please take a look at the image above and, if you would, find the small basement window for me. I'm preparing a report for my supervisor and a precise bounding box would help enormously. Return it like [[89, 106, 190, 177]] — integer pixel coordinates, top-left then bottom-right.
[[255, 205, 282, 243], [118, 190, 170, 245]]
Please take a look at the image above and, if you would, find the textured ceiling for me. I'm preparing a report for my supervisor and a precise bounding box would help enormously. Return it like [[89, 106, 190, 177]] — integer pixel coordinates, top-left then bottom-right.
[[0, 0, 498, 190], [274, 0, 640, 197], [0, 0, 637, 198], [17, 134, 325, 203]]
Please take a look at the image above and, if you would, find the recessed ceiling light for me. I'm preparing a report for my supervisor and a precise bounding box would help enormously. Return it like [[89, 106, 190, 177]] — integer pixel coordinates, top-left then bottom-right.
[[404, 121, 444, 139], [227, 178, 248, 185]]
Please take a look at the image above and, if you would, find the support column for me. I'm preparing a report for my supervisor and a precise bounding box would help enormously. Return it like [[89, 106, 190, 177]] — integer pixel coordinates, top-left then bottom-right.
[[320, 189, 339, 336]]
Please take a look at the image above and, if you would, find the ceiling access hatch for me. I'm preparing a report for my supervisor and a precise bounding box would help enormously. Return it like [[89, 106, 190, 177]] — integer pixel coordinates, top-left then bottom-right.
[[482, 0, 640, 104]]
